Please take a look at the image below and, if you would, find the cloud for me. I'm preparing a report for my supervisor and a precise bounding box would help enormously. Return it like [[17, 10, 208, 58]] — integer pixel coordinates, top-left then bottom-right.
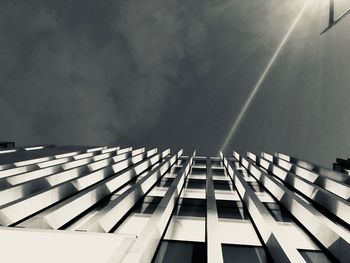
[[0, 0, 206, 147], [1, 0, 349, 167]]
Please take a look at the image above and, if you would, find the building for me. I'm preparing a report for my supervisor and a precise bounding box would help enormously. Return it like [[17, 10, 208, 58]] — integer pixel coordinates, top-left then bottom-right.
[[0, 141, 15, 150], [0, 145, 348, 263], [333, 157, 350, 174]]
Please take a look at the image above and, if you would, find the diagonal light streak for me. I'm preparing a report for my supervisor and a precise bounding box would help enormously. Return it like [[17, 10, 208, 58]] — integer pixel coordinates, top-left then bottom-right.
[[220, 0, 310, 152]]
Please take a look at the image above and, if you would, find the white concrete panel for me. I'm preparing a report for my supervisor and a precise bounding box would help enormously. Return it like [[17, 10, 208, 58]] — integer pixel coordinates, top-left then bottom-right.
[[219, 220, 262, 246], [164, 217, 205, 242], [0, 227, 122, 263]]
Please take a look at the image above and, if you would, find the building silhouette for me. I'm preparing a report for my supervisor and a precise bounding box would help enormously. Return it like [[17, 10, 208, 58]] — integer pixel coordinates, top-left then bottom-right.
[[0, 145, 348, 262]]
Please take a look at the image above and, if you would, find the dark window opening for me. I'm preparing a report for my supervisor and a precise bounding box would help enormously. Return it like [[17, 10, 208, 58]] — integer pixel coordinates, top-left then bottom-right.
[[153, 240, 207, 263], [247, 181, 265, 192], [133, 196, 162, 214], [298, 249, 331, 263], [193, 159, 207, 167], [222, 244, 269, 263], [191, 167, 206, 176], [211, 160, 222, 168], [156, 178, 174, 187], [212, 168, 225, 176], [216, 200, 248, 220], [172, 166, 182, 174], [213, 180, 232, 191], [176, 159, 185, 165], [186, 179, 206, 189], [175, 198, 206, 217], [263, 202, 293, 222]]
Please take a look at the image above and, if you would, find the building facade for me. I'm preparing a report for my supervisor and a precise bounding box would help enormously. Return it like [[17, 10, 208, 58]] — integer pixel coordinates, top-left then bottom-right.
[[0, 145, 348, 263]]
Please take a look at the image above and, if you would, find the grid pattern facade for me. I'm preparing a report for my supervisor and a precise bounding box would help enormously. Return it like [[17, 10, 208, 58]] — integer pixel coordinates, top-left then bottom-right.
[[0, 145, 348, 263]]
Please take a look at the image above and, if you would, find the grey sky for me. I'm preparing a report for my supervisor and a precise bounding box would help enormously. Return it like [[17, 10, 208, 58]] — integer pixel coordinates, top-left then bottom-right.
[[0, 0, 349, 167]]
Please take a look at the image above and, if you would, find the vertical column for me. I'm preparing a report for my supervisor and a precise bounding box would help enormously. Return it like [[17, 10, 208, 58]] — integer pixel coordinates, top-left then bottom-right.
[[115, 151, 196, 263], [234, 151, 350, 263], [275, 152, 350, 184], [248, 152, 350, 225], [0, 149, 156, 226], [206, 158, 224, 263], [220, 152, 306, 263], [261, 152, 350, 200], [86, 149, 183, 232]]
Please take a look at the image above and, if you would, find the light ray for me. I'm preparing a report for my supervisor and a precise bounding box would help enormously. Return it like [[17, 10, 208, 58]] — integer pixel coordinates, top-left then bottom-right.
[[220, 0, 310, 152]]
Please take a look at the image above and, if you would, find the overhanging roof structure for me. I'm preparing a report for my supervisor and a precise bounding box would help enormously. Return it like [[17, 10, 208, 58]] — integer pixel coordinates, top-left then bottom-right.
[[0, 145, 348, 262]]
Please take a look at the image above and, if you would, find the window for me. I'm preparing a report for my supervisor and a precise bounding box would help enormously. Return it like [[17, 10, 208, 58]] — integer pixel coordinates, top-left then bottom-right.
[[247, 181, 265, 192], [216, 200, 248, 220], [222, 244, 269, 263], [213, 180, 232, 191], [191, 167, 206, 176], [153, 241, 207, 263], [133, 196, 162, 214], [211, 160, 222, 168], [176, 198, 206, 217], [186, 179, 206, 189], [212, 168, 225, 176], [193, 159, 207, 168], [176, 159, 185, 166], [156, 178, 174, 187], [298, 250, 331, 263], [263, 202, 293, 222], [171, 166, 182, 175]]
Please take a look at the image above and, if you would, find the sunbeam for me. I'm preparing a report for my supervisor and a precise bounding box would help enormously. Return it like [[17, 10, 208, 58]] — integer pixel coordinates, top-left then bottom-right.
[[220, 0, 311, 153]]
